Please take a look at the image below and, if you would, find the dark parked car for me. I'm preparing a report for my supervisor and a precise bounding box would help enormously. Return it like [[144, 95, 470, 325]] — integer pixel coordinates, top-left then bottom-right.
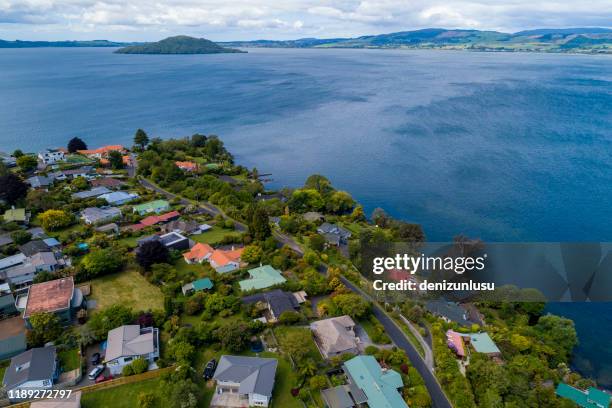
[[203, 359, 217, 380], [90, 352, 101, 365]]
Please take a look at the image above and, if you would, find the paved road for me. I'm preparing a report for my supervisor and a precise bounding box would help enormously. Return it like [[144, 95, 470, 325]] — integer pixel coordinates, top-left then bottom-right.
[[337, 275, 452, 408], [400, 314, 434, 371]]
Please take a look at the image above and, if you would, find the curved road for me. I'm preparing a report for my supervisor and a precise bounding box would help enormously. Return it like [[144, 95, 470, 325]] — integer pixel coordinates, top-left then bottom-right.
[[337, 275, 452, 408]]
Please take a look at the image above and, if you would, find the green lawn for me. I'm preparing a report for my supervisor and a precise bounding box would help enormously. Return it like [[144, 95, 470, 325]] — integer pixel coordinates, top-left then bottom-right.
[[81, 378, 163, 408], [89, 268, 164, 312], [59, 348, 80, 371], [191, 225, 240, 245], [174, 258, 208, 281]]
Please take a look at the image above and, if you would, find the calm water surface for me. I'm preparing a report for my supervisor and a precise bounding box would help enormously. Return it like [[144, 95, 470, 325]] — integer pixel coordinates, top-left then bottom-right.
[[1, 47, 611, 385]]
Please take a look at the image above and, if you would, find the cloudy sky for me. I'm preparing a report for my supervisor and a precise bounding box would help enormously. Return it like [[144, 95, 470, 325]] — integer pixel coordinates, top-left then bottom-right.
[[1, 0, 610, 41]]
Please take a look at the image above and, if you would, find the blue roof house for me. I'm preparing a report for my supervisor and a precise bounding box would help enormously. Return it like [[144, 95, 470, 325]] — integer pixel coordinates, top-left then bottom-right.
[[343, 355, 408, 408]]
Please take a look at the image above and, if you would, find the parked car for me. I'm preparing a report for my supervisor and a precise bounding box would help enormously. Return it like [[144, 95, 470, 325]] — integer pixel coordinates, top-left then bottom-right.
[[95, 374, 113, 384], [90, 352, 101, 365], [203, 359, 217, 380], [88, 365, 105, 380]]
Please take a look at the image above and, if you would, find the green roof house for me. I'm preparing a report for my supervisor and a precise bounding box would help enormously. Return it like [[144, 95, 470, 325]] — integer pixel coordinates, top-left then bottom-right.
[[3, 208, 28, 224], [556, 383, 611, 408], [181, 278, 214, 295], [342, 355, 408, 408], [133, 200, 170, 215], [239, 265, 286, 292], [467, 332, 501, 356]]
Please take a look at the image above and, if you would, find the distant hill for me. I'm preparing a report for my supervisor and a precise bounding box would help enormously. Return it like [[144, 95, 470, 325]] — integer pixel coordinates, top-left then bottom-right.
[[115, 36, 244, 54], [0, 39, 132, 48], [222, 27, 612, 54]]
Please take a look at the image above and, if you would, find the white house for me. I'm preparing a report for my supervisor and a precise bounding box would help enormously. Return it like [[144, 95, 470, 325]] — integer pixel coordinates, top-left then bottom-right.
[[37, 149, 65, 165], [104, 325, 159, 375], [212, 355, 277, 407], [2, 346, 59, 401]]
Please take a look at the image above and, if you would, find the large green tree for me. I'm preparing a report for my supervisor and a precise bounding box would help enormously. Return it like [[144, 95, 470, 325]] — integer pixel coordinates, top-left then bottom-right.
[[79, 247, 125, 280], [27, 312, 62, 347], [67, 137, 87, 153], [0, 172, 28, 205], [134, 129, 149, 150]]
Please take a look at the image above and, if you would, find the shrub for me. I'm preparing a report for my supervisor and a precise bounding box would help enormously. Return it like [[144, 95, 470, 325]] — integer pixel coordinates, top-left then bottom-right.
[[131, 357, 149, 375], [122, 364, 134, 376]]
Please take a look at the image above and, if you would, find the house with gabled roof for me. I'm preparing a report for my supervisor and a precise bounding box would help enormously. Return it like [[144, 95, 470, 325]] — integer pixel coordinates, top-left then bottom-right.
[[556, 382, 611, 408], [341, 355, 408, 408], [99, 191, 139, 206], [3, 208, 29, 224], [242, 289, 301, 323], [2, 346, 59, 401], [210, 247, 244, 273], [181, 278, 214, 296], [71, 186, 111, 200], [175, 161, 198, 172], [132, 200, 170, 215], [105, 325, 159, 375], [212, 355, 278, 408], [311, 315, 360, 359], [239, 265, 286, 291], [183, 242, 214, 264], [81, 206, 121, 225]]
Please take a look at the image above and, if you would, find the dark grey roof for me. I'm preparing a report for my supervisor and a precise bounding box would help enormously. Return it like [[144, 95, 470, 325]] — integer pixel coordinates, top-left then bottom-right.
[[242, 289, 299, 317], [323, 233, 341, 246], [321, 386, 356, 408], [0, 333, 26, 361], [213, 355, 277, 397], [27, 228, 47, 239], [19, 240, 51, 257], [425, 300, 473, 327], [0, 234, 14, 247], [2, 346, 56, 390], [317, 223, 352, 240]]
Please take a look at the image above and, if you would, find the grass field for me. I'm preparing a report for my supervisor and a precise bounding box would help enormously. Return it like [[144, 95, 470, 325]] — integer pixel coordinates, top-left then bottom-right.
[[89, 269, 164, 312], [81, 378, 163, 407], [191, 225, 241, 245], [59, 348, 80, 371]]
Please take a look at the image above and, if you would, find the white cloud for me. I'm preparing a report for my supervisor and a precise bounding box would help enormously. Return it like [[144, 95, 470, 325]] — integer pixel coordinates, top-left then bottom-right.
[[0, 0, 610, 40]]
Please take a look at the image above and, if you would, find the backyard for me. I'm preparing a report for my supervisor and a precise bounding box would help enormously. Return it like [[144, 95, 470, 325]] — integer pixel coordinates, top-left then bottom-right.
[[190, 224, 241, 245], [81, 378, 164, 407], [58, 348, 81, 371], [88, 268, 164, 312]]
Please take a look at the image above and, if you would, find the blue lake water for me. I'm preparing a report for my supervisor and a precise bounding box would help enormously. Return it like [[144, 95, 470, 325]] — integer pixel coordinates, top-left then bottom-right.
[[0, 47, 611, 385]]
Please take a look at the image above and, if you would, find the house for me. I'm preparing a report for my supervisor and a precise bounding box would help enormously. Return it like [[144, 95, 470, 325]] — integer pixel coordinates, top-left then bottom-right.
[[54, 166, 94, 180], [27, 175, 55, 189], [426, 299, 475, 327], [556, 382, 611, 408], [175, 161, 198, 171], [209, 247, 244, 273], [341, 355, 408, 408], [160, 219, 201, 235], [3, 208, 29, 224], [181, 278, 214, 295], [43, 237, 61, 249], [0, 234, 13, 247], [465, 332, 501, 357], [20, 277, 83, 327], [99, 191, 139, 206], [3, 264, 37, 288], [303, 211, 324, 222], [30, 252, 60, 272], [133, 200, 170, 216], [95, 223, 119, 235], [130, 211, 180, 231], [311, 315, 360, 359], [0, 253, 28, 274], [105, 325, 160, 376], [138, 232, 190, 251], [0, 290, 18, 318], [446, 330, 466, 359], [77, 145, 125, 159], [242, 289, 300, 322], [19, 240, 51, 257], [0, 316, 27, 361], [30, 391, 82, 408], [321, 385, 359, 408], [212, 355, 277, 408], [239, 265, 286, 292], [0, 151, 17, 167], [38, 149, 65, 165], [81, 207, 122, 225], [90, 177, 125, 189], [27, 227, 47, 239], [2, 346, 59, 401], [317, 223, 352, 245], [71, 186, 111, 200], [183, 242, 214, 264]]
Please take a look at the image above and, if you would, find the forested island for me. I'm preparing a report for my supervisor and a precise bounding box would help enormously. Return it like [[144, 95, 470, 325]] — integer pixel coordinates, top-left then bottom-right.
[[115, 36, 244, 54]]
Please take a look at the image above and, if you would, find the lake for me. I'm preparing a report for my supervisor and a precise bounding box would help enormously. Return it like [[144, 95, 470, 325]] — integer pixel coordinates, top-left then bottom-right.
[[1, 47, 611, 385]]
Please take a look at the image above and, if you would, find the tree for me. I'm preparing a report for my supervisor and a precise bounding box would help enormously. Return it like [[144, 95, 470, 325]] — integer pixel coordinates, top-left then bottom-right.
[[242, 244, 263, 263], [39, 209, 72, 231], [79, 247, 125, 280], [331, 294, 371, 319], [395, 222, 425, 242], [134, 129, 149, 150], [10, 230, 31, 245], [288, 189, 324, 212], [214, 321, 250, 352], [298, 358, 318, 378], [309, 375, 327, 391], [0, 173, 28, 204], [130, 357, 149, 374], [304, 174, 333, 194], [67, 137, 87, 153], [27, 312, 62, 347], [12, 149, 24, 158], [247, 205, 271, 241], [33, 271, 55, 284], [108, 150, 124, 169], [168, 341, 195, 365], [309, 233, 325, 252], [16, 155, 38, 172], [351, 205, 366, 221], [372, 207, 391, 228], [278, 330, 312, 363], [87, 304, 133, 338], [326, 191, 355, 214], [136, 240, 170, 269]]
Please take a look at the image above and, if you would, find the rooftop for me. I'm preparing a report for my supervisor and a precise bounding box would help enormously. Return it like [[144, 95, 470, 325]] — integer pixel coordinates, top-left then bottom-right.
[[2, 346, 56, 390], [556, 383, 612, 408], [23, 277, 75, 318], [105, 325, 157, 362], [239, 265, 286, 291], [467, 332, 501, 354], [133, 200, 170, 212], [3, 208, 27, 222], [344, 355, 407, 408], [311, 316, 358, 356], [213, 355, 278, 398]]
